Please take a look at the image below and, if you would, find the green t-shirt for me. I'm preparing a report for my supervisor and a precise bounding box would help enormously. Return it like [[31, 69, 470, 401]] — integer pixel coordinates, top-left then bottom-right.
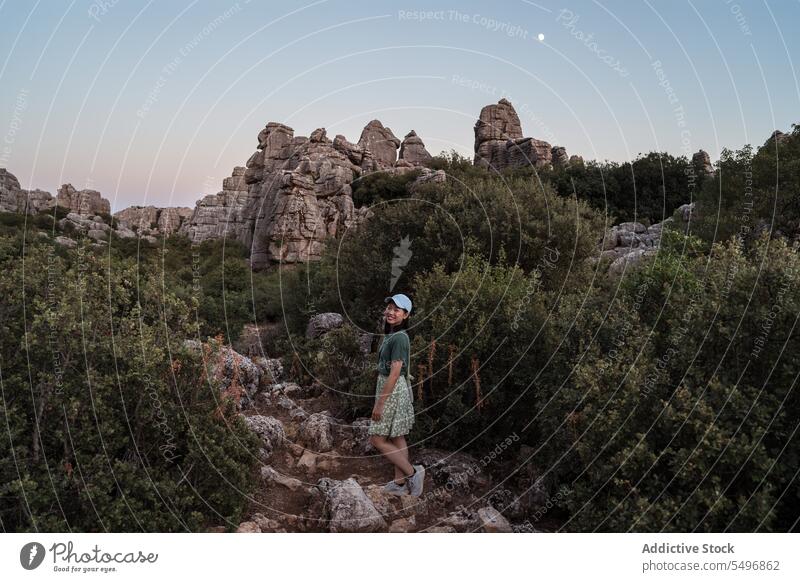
[[377, 330, 410, 377]]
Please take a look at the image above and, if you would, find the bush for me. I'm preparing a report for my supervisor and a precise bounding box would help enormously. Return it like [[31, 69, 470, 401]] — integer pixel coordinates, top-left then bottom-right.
[[535, 233, 800, 531], [542, 152, 700, 224], [0, 237, 260, 531]]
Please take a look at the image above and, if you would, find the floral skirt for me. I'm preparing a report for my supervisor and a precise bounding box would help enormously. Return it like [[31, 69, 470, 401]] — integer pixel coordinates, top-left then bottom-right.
[[368, 374, 415, 438]]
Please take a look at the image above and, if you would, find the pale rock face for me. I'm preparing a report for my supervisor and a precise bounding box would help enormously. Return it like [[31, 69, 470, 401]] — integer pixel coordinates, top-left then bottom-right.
[[179, 166, 251, 244], [358, 119, 400, 170], [57, 184, 111, 216], [398, 130, 433, 167]]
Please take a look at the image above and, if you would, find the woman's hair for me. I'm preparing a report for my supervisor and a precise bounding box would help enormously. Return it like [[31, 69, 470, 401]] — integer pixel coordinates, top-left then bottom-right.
[[383, 312, 410, 334]]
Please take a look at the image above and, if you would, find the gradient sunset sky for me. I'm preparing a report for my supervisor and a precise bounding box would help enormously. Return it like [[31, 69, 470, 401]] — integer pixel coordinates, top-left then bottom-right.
[[1, 0, 798, 211]]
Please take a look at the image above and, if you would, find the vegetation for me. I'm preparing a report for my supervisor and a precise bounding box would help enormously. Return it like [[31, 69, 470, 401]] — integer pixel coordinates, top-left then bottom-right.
[[2, 128, 798, 532]]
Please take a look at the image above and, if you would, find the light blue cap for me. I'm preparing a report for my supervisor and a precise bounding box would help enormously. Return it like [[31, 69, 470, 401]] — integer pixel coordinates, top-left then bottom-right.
[[385, 293, 412, 313]]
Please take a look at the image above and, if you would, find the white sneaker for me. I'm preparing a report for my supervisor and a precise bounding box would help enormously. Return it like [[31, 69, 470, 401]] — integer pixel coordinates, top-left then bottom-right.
[[408, 465, 425, 497], [383, 480, 409, 496]]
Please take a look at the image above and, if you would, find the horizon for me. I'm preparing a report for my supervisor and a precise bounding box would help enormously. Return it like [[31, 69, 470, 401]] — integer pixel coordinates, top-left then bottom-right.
[[1, 0, 798, 212]]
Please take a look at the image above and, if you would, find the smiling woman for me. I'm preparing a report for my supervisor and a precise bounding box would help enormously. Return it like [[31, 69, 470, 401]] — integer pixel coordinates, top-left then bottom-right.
[[367, 293, 426, 498]]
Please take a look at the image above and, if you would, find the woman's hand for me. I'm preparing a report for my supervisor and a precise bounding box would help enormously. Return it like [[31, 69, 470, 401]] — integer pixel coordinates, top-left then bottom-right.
[[371, 400, 385, 421]]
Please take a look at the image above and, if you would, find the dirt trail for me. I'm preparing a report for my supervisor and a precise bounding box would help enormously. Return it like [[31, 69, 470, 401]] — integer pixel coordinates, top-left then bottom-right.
[[230, 384, 505, 533]]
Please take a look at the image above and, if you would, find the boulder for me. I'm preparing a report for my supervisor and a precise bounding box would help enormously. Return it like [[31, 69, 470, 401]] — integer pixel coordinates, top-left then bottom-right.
[[260, 465, 304, 492], [306, 312, 344, 338], [244, 415, 285, 458], [252, 357, 284, 384], [297, 449, 318, 473], [235, 521, 261, 533], [216, 346, 262, 406], [315, 477, 387, 532], [298, 412, 334, 452], [54, 236, 77, 248]]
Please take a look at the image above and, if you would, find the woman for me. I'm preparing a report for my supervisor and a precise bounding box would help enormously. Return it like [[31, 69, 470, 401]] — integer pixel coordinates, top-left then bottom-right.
[[368, 293, 425, 497]]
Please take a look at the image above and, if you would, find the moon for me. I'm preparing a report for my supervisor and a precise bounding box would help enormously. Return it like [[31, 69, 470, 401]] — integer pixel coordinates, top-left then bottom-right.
[[538, 33, 545, 42]]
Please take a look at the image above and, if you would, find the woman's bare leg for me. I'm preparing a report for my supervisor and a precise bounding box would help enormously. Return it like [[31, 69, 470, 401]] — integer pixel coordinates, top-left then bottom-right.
[[369, 435, 414, 483], [389, 435, 410, 481]]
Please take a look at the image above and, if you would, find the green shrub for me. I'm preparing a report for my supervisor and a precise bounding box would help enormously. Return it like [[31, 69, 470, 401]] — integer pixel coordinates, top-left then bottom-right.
[[0, 238, 260, 532]]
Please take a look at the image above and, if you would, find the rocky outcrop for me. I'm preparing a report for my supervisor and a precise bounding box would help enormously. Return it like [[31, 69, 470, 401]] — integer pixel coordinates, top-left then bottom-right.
[[1, 169, 56, 215], [473, 99, 567, 171], [358, 120, 400, 170], [114, 205, 192, 237], [240, 124, 373, 269], [600, 203, 694, 275], [551, 146, 569, 167], [0, 168, 21, 193], [59, 212, 137, 242], [474, 98, 523, 169], [398, 130, 432, 166], [56, 184, 111, 216], [179, 166, 251, 244], [692, 149, 714, 176]]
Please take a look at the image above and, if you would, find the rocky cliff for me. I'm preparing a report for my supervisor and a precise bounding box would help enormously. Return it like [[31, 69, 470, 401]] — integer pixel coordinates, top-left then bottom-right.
[[0, 171, 112, 217]]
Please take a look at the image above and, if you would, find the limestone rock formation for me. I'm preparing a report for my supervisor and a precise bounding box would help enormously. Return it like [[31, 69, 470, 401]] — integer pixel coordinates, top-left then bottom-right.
[[551, 146, 569, 167], [0, 168, 20, 192], [473, 99, 567, 171], [179, 166, 251, 244], [474, 98, 523, 169], [358, 120, 400, 170], [398, 130, 433, 167], [600, 203, 695, 275], [114, 205, 192, 237], [57, 183, 111, 216], [692, 149, 714, 176], [1, 169, 57, 214], [241, 123, 372, 269]]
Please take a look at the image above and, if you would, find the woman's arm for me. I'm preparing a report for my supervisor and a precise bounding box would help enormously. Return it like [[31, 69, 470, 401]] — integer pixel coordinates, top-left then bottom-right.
[[372, 360, 403, 420]]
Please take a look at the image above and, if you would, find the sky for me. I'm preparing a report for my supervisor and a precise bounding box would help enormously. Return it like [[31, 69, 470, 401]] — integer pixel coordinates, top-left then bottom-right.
[[0, 0, 798, 211]]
